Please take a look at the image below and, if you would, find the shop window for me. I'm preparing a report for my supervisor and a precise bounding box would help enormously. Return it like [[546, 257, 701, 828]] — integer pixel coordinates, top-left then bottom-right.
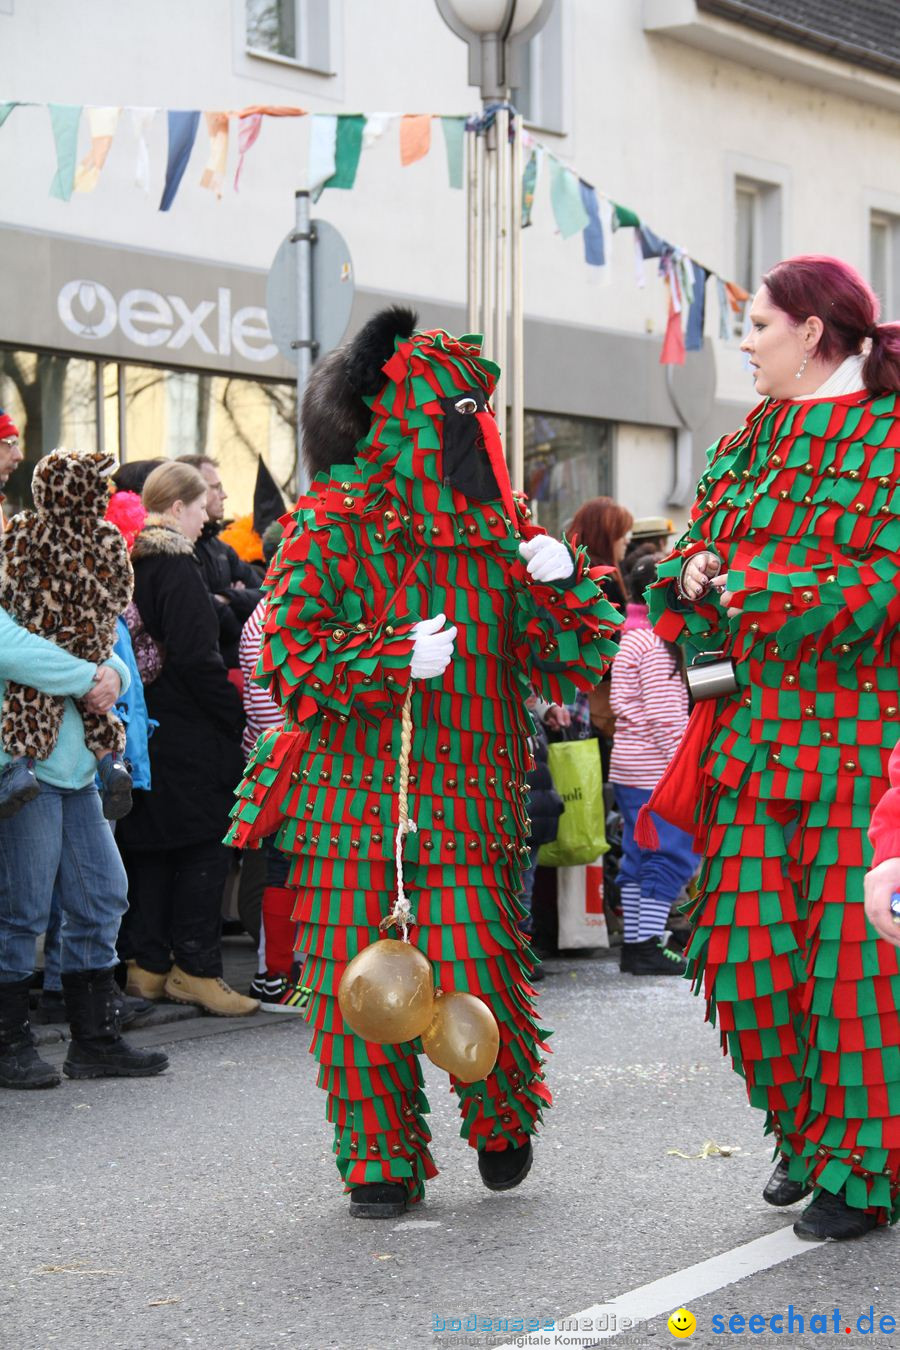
[[0, 347, 296, 515], [245, 0, 331, 72], [524, 411, 612, 540], [870, 211, 900, 321], [733, 174, 782, 335], [512, 1, 565, 135]]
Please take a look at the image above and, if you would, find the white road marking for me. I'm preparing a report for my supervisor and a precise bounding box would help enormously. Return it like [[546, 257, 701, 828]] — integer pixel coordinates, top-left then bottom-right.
[[495, 1225, 823, 1348]]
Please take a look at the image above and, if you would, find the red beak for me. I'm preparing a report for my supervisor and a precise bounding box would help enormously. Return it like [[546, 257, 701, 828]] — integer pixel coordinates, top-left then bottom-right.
[[475, 410, 517, 523]]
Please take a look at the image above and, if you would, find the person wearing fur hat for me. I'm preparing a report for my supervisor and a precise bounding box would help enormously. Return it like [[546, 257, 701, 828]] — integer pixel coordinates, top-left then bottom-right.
[[0, 450, 134, 820], [229, 308, 619, 1217]]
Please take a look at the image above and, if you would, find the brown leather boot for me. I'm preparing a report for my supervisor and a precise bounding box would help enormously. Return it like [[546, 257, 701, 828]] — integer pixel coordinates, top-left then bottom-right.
[[125, 961, 170, 1001], [163, 966, 259, 1017]]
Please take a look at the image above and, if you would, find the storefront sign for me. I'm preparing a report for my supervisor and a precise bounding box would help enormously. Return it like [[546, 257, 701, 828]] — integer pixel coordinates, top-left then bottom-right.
[[0, 224, 295, 379]]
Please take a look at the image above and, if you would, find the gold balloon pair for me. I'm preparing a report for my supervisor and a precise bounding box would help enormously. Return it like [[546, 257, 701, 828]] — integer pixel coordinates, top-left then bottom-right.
[[337, 937, 500, 1083]]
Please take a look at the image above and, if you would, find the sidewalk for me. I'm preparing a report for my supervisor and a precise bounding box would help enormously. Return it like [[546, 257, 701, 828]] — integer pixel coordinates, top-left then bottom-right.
[[31, 933, 263, 1046]]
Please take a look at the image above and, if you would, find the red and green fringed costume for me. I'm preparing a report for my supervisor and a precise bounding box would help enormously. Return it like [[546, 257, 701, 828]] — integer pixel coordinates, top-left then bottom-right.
[[648, 390, 900, 1223], [228, 324, 619, 1201]]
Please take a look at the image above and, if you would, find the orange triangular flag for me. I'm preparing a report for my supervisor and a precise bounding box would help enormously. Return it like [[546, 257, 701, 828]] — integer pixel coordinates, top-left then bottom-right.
[[399, 114, 432, 166]]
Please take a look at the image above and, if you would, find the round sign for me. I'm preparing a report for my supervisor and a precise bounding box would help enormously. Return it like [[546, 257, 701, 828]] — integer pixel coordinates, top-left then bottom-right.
[[265, 219, 355, 365]]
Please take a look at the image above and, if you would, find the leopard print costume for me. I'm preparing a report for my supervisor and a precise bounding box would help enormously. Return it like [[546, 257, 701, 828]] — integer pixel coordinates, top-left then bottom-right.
[[0, 448, 133, 761]]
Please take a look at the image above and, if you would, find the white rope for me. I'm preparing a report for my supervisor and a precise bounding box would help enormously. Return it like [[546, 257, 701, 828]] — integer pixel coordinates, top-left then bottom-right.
[[381, 687, 417, 941]]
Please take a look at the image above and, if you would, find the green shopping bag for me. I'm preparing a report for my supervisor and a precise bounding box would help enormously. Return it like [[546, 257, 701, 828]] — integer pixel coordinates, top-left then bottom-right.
[[537, 738, 608, 867]]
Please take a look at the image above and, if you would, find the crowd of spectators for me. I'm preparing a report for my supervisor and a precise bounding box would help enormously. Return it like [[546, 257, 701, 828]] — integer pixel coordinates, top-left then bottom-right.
[[0, 420, 697, 1090]]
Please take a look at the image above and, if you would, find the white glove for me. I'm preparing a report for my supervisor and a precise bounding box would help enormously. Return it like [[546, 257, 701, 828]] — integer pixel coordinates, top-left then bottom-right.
[[519, 534, 575, 583], [678, 550, 721, 601], [410, 613, 457, 680]]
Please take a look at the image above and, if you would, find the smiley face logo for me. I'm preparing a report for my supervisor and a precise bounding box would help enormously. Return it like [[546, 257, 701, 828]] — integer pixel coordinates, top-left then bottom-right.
[[667, 1308, 697, 1338]]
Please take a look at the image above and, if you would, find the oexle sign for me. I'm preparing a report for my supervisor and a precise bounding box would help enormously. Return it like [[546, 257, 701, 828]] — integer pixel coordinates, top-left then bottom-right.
[[0, 224, 296, 379]]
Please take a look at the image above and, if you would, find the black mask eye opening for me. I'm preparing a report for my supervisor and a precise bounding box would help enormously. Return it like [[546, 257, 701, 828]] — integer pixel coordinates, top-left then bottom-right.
[[454, 396, 478, 415]]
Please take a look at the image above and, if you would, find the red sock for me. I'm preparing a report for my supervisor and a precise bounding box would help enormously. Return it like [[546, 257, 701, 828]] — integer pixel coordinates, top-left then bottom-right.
[[261, 886, 297, 978]]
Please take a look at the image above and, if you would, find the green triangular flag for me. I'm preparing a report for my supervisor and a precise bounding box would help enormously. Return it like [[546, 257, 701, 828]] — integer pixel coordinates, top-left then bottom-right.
[[440, 116, 465, 190], [48, 104, 82, 202], [325, 114, 365, 190], [611, 201, 641, 230], [548, 157, 589, 239]]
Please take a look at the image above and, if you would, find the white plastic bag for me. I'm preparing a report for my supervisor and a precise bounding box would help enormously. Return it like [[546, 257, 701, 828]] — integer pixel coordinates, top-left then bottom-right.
[[556, 855, 609, 950]]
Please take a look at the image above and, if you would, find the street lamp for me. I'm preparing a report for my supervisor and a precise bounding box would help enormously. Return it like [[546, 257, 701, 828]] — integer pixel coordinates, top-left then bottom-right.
[[435, 0, 557, 496]]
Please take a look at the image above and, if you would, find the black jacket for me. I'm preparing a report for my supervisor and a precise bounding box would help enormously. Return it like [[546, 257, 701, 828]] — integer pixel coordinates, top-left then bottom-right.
[[193, 522, 264, 667], [116, 521, 245, 851], [526, 720, 564, 849]]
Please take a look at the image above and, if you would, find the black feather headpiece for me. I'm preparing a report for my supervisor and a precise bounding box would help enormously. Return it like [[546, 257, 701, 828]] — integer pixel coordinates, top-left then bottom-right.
[[300, 306, 419, 478]]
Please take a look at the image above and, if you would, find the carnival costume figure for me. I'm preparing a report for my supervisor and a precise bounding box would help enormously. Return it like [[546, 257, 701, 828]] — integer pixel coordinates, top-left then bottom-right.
[[647, 256, 900, 1241], [228, 308, 619, 1216]]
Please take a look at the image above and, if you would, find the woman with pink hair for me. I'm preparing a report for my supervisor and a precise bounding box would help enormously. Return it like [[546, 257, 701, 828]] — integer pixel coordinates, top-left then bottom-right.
[[648, 256, 900, 1241]]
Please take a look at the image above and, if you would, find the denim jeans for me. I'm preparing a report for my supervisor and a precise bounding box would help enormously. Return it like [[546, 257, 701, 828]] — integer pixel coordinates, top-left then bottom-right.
[[0, 782, 128, 983]]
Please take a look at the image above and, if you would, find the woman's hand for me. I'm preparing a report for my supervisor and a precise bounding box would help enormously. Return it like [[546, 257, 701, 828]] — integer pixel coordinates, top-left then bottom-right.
[[83, 664, 122, 715], [864, 859, 900, 949], [679, 551, 721, 601], [710, 573, 742, 619]]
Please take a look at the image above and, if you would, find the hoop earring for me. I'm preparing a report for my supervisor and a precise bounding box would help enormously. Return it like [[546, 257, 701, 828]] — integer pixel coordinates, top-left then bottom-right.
[[795, 353, 809, 380]]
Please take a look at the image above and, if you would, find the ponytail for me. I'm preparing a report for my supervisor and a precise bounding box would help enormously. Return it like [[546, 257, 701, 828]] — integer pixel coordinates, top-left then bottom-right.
[[863, 323, 900, 395]]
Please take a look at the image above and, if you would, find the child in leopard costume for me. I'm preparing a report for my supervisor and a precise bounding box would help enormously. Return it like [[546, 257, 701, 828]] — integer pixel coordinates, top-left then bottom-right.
[[0, 448, 134, 819]]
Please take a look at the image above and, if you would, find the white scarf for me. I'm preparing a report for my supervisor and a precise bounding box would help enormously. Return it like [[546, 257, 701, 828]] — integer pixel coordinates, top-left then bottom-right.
[[795, 352, 866, 400]]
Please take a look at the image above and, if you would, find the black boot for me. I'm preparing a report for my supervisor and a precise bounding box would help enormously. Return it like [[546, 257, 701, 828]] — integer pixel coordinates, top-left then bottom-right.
[[793, 1188, 879, 1241], [763, 1156, 812, 1207], [349, 1183, 408, 1219], [62, 967, 169, 1079], [630, 937, 688, 977], [0, 976, 60, 1089], [97, 754, 133, 821], [478, 1139, 533, 1192], [619, 942, 637, 973]]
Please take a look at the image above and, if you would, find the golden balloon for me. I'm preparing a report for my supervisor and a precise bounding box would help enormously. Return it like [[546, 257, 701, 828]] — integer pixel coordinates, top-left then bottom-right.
[[421, 990, 500, 1083], [337, 938, 435, 1044]]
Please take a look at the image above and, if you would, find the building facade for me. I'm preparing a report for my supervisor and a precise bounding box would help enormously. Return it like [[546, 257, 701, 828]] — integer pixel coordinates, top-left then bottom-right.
[[1, 0, 898, 533]]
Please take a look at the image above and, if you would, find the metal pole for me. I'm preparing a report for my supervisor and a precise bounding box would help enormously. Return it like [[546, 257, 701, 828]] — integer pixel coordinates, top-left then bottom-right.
[[95, 360, 106, 456], [291, 188, 315, 501], [494, 106, 509, 451], [509, 112, 525, 497], [481, 125, 494, 357], [465, 126, 479, 335], [117, 363, 127, 463]]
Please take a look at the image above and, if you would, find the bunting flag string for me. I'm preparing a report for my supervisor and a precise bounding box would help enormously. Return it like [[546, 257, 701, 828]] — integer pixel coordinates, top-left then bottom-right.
[[0, 100, 752, 360]]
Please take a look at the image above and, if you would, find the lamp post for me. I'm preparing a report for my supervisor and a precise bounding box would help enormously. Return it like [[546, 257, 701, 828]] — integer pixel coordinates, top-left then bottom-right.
[[435, 0, 556, 498]]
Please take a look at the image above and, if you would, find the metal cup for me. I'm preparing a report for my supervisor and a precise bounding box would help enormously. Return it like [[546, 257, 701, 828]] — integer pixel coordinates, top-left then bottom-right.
[[686, 653, 738, 702]]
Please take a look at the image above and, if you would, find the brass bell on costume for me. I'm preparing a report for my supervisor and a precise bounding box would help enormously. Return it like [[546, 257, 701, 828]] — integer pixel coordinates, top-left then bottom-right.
[[421, 989, 500, 1083], [337, 938, 435, 1043]]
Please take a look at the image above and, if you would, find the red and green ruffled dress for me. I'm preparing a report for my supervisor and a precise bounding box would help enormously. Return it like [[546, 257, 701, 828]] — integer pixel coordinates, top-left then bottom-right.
[[229, 329, 619, 1199], [648, 389, 900, 1222]]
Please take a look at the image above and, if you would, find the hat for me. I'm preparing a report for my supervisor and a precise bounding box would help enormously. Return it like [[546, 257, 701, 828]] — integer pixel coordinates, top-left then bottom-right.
[[0, 410, 19, 442], [631, 515, 674, 539]]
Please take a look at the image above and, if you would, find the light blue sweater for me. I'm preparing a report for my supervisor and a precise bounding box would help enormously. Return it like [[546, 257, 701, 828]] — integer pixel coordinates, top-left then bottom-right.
[[0, 606, 131, 790]]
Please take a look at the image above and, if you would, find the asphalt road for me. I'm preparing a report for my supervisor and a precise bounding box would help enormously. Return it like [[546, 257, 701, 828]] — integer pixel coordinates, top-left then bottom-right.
[[2, 949, 896, 1350]]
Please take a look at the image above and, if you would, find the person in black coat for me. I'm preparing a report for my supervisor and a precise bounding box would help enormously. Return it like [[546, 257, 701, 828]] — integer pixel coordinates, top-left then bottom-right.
[[116, 461, 258, 1018], [176, 455, 263, 667]]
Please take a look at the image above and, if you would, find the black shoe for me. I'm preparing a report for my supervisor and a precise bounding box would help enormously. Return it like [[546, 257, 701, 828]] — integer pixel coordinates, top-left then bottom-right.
[[793, 1189, 879, 1241], [62, 967, 168, 1079], [620, 942, 637, 973], [0, 975, 60, 1089], [348, 1183, 408, 1219], [0, 757, 40, 819], [763, 1157, 812, 1207], [112, 990, 155, 1029], [97, 754, 133, 821], [630, 937, 688, 977], [478, 1139, 533, 1192]]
